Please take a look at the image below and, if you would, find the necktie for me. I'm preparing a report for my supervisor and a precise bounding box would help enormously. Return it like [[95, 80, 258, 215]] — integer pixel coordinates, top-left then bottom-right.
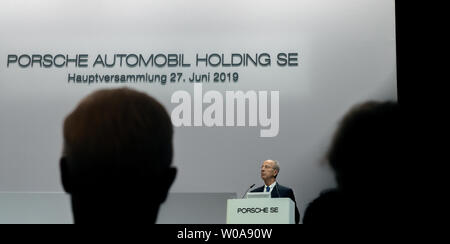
[[266, 186, 270, 192]]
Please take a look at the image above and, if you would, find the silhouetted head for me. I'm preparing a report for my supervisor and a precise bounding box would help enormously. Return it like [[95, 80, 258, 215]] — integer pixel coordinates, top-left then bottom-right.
[[303, 101, 403, 224], [60, 88, 176, 224], [327, 101, 402, 194]]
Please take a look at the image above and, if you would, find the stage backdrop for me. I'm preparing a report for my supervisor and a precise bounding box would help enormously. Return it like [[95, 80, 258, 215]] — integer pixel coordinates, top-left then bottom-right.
[[0, 0, 397, 217]]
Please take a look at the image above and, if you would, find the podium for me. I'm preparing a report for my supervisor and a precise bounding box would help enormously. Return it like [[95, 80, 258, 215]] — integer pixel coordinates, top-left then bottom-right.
[[226, 198, 295, 224]]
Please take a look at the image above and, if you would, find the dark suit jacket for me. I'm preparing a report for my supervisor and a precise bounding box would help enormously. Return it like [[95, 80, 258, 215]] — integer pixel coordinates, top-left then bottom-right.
[[251, 183, 300, 224]]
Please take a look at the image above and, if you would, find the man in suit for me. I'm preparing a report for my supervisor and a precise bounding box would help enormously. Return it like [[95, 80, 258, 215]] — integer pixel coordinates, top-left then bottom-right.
[[251, 159, 300, 224], [60, 88, 176, 224]]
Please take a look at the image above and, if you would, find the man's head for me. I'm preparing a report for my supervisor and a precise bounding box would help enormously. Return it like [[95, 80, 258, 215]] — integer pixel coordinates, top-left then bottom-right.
[[60, 88, 176, 223], [327, 101, 401, 193], [260, 159, 279, 182]]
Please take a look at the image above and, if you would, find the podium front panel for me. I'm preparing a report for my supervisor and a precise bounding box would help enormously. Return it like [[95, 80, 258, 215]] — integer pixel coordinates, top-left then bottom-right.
[[226, 198, 294, 224]]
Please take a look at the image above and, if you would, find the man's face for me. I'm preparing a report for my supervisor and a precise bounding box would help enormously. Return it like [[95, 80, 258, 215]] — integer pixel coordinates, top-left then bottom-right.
[[260, 160, 277, 181]]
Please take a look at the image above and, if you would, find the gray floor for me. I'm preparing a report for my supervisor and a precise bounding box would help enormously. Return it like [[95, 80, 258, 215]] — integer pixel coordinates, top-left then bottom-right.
[[0, 192, 236, 224]]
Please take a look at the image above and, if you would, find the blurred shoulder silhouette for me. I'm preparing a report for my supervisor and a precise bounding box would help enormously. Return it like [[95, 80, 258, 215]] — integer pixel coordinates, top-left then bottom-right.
[[303, 101, 404, 224], [60, 88, 176, 224]]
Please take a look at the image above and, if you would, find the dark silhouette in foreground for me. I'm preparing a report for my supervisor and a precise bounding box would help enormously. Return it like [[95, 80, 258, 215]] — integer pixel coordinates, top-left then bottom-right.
[[60, 88, 176, 224]]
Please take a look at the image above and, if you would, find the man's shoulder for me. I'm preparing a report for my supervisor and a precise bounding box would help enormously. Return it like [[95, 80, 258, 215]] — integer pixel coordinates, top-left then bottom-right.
[[276, 184, 293, 193]]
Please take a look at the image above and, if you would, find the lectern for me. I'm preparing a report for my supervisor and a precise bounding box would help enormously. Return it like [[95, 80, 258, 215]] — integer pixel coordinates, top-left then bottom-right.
[[226, 198, 295, 224]]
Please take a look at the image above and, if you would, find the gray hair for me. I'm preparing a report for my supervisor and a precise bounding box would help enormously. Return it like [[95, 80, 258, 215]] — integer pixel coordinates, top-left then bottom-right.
[[265, 159, 280, 178]]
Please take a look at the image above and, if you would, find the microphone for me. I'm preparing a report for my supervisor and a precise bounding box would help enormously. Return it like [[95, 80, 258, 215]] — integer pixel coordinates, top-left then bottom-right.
[[241, 184, 255, 198]]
